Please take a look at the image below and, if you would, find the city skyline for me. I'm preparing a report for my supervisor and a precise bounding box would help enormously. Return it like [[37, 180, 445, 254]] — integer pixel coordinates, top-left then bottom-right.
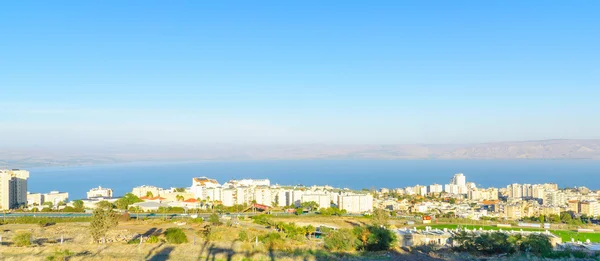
[[2, 1, 600, 148]]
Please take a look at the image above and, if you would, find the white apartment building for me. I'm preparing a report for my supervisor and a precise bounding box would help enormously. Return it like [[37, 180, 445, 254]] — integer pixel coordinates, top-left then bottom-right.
[[27, 192, 43, 206], [444, 184, 460, 194], [428, 184, 443, 194], [451, 173, 466, 187], [43, 191, 69, 205], [339, 194, 373, 214], [0, 169, 29, 210], [467, 188, 499, 201], [86, 186, 113, 199], [132, 185, 162, 198], [273, 189, 289, 207], [414, 185, 427, 196], [204, 187, 222, 202], [221, 188, 236, 206], [301, 194, 330, 209], [445, 173, 468, 195], [291, 190, 305, 207], [190, 177, 220, 200], [254, 187, 272, 206], [545, 190, 567, 206]]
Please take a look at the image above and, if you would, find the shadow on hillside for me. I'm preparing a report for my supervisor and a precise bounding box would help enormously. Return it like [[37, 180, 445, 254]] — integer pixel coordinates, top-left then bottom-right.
[[144, 242, 165, 260], [148, 246, 175, 261], [143, 227, 163, 237], [194, 241, 448, 261]]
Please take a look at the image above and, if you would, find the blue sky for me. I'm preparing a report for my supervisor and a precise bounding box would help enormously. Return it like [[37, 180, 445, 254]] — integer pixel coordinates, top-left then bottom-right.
[[1, 1, 599, 146]]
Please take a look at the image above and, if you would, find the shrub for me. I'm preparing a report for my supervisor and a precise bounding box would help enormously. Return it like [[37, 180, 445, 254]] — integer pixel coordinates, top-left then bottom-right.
[[164, 227, 188, 244], [251, 214, 273, 226], [520, 234, 552, 255], [208, 213, 222, 226], [260, 232, 285, 250], [238, 230, 249, 242], [324, 229, 357, 251], [14, 232, 32, 247], [365, 226, 397, 251], [46, 249, 74, 261], [62, 206, 76, 212], [146, 235, 160, 243]]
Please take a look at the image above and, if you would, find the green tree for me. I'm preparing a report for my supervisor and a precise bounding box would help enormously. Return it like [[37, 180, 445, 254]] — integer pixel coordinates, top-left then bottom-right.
[[89, 207, 119, 243], [300, 201, 320, 212], [175, 187, 186, 192], [95, 201, 115, 210], [365, 226, 397, 251], [42, 201, 54, 209], [324, 229, 357, 251], [114, 193, 143, 210], [520, 234, 552, 255], [164, 227, 188, 244], [549, 214, 560, 223], [73, 200, 84, 211], [560, 212, 572, 223], [146, 191, 154, 198], [238, 229, 249, 242], [62, 206, 76, 212], [208, 213, 221, 226], [353, 226, 371, 250], [371, 208, 390, 227], [295, 207, 303, 215]]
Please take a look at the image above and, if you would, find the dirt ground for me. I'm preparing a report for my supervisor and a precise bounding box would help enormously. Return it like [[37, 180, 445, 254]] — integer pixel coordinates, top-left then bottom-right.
[[0, 219, 452, 261]]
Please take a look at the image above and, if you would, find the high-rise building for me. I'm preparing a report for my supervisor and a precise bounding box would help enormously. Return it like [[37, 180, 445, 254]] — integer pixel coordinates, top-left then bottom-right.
[[428, 184, 443, 194], [86, 186, 113, 199], [0, 169, 30, 210], [451, 173, 466, 187]]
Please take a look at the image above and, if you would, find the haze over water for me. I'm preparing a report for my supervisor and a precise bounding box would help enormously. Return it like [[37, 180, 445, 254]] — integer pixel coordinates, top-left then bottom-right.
[[28, 160, 600, 199]]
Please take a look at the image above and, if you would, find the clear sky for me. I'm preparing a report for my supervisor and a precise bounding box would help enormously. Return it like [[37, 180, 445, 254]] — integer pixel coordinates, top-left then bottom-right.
[[1, 1, 599, 147]]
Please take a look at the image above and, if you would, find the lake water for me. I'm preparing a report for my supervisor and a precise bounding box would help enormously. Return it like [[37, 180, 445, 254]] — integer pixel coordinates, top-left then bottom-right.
[[27, 160, 600, 199]]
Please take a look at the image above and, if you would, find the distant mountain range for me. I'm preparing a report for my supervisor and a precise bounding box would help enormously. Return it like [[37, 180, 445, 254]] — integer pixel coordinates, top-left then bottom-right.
[[2, 139, 599, 168]]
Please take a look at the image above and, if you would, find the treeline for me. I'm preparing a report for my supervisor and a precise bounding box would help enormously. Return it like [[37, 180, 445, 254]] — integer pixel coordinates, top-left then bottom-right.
[[521, 211, 596, 225], [451, 231, 598, 259]]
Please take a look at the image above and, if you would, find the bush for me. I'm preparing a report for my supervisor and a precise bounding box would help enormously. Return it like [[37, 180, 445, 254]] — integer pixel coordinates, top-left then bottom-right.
[[520, 234, 552, 255], [14, 232, 32, 247], [146, 235, 160, 243], [324, 229, 357, 251], [251, 214, 273, 226], [46, 249, 74, 261], [164, 227, 188, 244], [238, 230, 249, 242], [208, 213, 222, 226], [365, 226, 397, 251], [62, 206, 76, 212], [260, 232, 285, 250]]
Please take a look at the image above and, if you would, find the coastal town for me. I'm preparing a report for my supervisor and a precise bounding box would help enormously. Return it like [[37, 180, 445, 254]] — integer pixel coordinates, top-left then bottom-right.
[[2, 168, 600, 260], [2, 169, 597, 222]]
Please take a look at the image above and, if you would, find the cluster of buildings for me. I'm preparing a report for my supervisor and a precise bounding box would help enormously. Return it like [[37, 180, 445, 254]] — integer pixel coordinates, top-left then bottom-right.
[[129, 177, 373, 214], [375, 174, 600, 221], [3, 168, 600, 222]]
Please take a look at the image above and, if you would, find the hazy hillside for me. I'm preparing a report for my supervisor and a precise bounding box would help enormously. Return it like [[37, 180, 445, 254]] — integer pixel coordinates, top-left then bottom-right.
[[1, 139, 599, 168]]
